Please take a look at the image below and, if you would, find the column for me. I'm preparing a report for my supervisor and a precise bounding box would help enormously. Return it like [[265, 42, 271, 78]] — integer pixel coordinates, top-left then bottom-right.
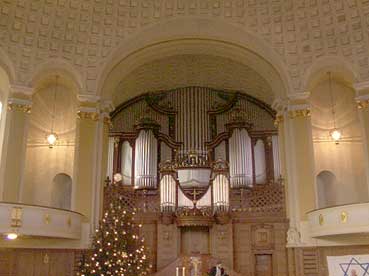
[[93, 101, 113, 228], [276, 95, 316, 247], [355, 81, 369, 197], [73, 95, 99, 224], [0, 85, 33, 202]]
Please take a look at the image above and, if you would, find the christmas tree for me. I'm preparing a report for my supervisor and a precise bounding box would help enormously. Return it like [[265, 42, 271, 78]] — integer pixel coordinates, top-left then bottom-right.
[[77, 192, 151, 276]]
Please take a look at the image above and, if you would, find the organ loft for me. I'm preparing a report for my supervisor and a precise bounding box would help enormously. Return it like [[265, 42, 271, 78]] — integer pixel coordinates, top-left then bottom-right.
[[107, 87, 287, 276]]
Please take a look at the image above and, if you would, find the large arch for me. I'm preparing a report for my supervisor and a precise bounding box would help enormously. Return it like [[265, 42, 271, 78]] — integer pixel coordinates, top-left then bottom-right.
[[0, 49, 13, 200], [26, 58, 84, 94], [97, 17, 291, 103], [0, 47, 15, 85], [303, 55, 359, 92]]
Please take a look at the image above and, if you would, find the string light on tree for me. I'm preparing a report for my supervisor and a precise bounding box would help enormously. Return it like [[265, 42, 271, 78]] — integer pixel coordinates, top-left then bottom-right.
[[76, 180, 151, 276]]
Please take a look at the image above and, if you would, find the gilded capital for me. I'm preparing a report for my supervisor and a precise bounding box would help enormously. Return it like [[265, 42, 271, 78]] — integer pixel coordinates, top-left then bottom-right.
[[356, 95, 369, 109], [274, 114, 284, 127], [288, 109, 311, 118], [7, 98, 32, 114], [103, 115, 113, 128], [77, 110, 99, 121]]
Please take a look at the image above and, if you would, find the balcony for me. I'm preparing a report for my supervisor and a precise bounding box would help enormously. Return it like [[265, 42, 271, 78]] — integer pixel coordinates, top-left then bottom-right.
[[308, 202, 369, 238], [0, 202, 84, 240]]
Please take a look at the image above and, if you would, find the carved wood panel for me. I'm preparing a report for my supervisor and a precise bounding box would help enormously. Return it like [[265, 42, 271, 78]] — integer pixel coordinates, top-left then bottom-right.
[[252, 224, 274, 250], [157, 223, 180, 270], [233, 223, 252, 275], [0, 249, 76, 276], [210, 224, 234, 270], [255, 254, 273, 276]]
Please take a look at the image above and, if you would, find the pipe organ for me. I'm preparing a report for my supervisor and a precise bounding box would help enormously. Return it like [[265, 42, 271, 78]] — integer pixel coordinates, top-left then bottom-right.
[[109, 86, 281, 216], [107, 87, 287, 273]]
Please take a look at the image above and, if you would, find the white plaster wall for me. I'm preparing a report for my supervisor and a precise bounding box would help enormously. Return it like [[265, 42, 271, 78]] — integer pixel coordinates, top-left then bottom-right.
[[311, 80, 367, 206], [22, 84, 77, 207]]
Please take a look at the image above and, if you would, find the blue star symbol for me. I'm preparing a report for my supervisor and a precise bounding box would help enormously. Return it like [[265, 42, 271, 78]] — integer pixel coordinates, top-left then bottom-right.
[[339, 258, 369, 276]]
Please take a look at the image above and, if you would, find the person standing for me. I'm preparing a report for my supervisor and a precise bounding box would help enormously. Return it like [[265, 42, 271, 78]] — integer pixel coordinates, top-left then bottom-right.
[[209, 262, 227, 276]]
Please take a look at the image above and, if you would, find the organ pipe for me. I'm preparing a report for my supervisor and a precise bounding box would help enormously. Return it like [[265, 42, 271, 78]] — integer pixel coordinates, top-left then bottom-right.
[[160, 174, 176, 212], [212, 174, 229, 213], [254, 139, 267, 184], [134, 129, 158, 189], [106, 137, 115, 181], [272, 135, 281, 182], [229, 128, 253, 188]]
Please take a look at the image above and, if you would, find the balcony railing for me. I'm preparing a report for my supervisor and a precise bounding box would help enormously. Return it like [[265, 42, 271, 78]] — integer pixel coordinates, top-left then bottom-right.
[[308, 202, 369, 237], [0, 202, 84, 240]]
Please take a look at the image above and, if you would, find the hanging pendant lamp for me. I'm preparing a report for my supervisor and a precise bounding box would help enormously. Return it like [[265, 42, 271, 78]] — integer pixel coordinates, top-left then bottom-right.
[[328, 72, 342, 144], [46, 76, 59, 148]]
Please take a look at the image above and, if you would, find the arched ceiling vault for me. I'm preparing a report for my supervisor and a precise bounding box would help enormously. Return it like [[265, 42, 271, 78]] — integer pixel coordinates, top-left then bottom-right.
[[114, 54, 274, 106], [101, 37, 288, 107]]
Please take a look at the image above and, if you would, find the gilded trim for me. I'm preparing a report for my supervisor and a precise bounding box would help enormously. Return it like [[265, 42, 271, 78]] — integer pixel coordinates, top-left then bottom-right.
[[340, 211, 348, 223], [77, 110, 99, 121], [44, 213, 51, 224], [274, 115, 284, 126], [357, 99, 369, 109], [7, 103, 31, 113], [103, 116, 113, 128], [319, 214, 324, 226], [288, 109, 311, 119]]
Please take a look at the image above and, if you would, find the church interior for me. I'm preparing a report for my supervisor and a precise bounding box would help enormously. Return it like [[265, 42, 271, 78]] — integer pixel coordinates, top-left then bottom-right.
[[0, 1, 369, 276]]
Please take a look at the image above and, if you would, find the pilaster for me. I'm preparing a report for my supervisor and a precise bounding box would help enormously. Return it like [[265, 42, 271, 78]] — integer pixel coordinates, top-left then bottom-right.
[[0, 85, 33, 202], [279, 93, 316, 247], [73, 95, 100, 224], [354, 81, 369, 198], [94, 100, 114, 228]]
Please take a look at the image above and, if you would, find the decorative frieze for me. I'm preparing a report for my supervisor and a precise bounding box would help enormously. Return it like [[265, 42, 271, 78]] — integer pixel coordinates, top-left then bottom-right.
[[7, 98, 32, 114], [274, 114, 284, 126], [103, 115, 113, 128], [77, 109, 99, 121], [287, 227, 301, 246], [356, 94, 369, 109], [288, 109, 311, 118], [288, 104, 311, 119]]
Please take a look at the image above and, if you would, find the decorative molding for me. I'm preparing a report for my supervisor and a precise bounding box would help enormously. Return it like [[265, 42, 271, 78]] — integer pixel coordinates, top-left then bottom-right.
[[341, 211, 348, 224], [44, 214, 51, 225], [356, 94, 369, 109], [354, 81, 369, 92], [10, 207, 22, 228], [9, 85, 33, 96], [103, 115, 113, 128], [100, 100, 114, 113], [288, 104, 311, 118], [288, 91, 311, 101], [77, 94, 100, 104], [319, 214, 324, 226], [7, 98, 32, 113], [288, 109, 311, 119], [287, 227, 301, 246], [274, 114, 284, 126], [77, 107, 99, 121], [0, 202, 84, 240]]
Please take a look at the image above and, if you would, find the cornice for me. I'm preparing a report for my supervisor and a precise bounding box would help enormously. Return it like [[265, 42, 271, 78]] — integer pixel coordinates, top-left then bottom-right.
[[77, 94, 100, 104], [288, 104, 311, 118], [9, 85, 33, 96], [353, 80, 369, 92]]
